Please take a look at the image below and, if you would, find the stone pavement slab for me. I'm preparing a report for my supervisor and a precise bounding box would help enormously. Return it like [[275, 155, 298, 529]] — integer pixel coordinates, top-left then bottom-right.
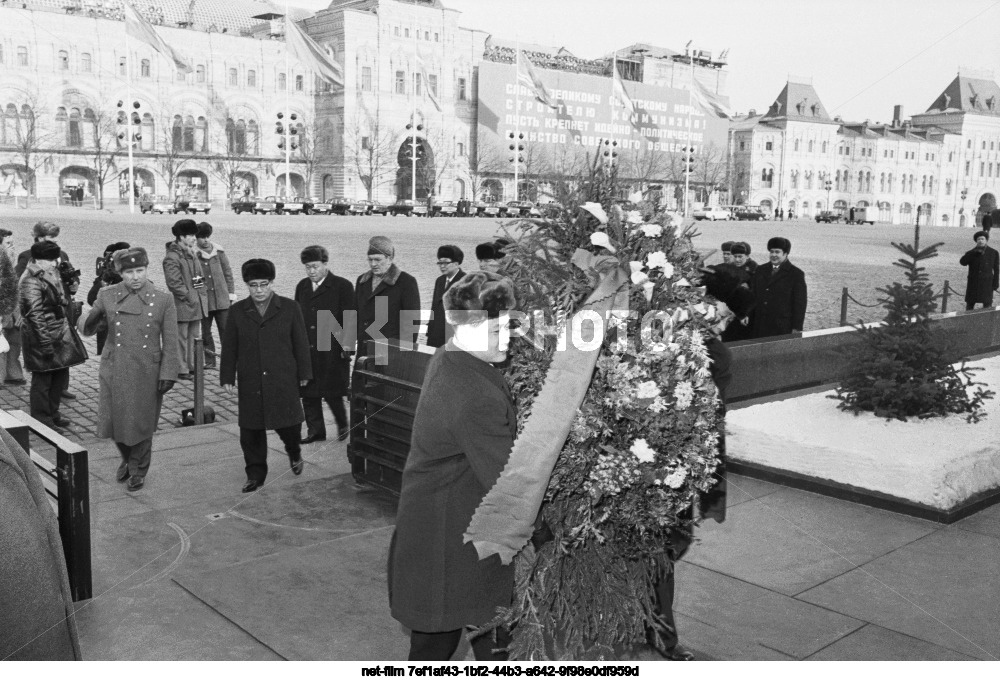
[[723, 472, 782, 509], [686, 487, 939, 595], [953, 502, 1000, 540], [173, 526, 407, 661], [806, 624, 975, 661], [672, 612, 794, 661], [797, 528, 1000, 660]]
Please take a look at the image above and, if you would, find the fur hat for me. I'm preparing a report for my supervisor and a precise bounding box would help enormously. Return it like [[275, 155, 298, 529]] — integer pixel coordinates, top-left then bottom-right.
[[104, 241, 131, 256], [476, 239, 510, 261], [739, 241, 752, 255], [30, 241, 61, 261], [973, 230, 989, 242], [196, 222, 214, 238], [171, 219, 198, 238], [300, 245, 329, 264], [443, 271, 516, 325], [721, 241, 735, 253], [113, 247, 149, 272], [32, 221, 60, 239], [729, 242, 748, 256], [767, 237, 791, 254], [368, 236, 394, 258], [437, 245, 464, 264], [242, 258, 276, 282]]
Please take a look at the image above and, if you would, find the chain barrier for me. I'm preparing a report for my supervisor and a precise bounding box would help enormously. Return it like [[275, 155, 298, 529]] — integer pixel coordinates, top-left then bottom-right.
[[839, 280, 969, 325]]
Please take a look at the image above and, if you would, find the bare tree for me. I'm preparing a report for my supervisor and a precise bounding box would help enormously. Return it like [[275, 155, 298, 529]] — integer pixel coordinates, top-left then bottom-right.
[[467, 128, 507, 201], [417, 122, 458, 199], [344, 102, 399, 200], [694, 141, 728, 203], [154, 114, 192, 200], [80, 106, 122, 209], [209, 120, 261, 205], [619, 144, 671, 195], [4, 90, 57, 204], [293, 117, 333, 197]]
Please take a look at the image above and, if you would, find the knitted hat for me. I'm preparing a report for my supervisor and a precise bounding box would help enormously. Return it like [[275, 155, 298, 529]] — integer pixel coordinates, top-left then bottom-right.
[[242, 258, 276, 282], [30, 241, 61, 261], [171, 219, 198, 237], [104, 241, 131, 256], [32, 221, 60, 239], [729, 242, 748, 256], [973, 230, 989, 242], [437, 245, 464, 264], [767, 237, 791, 254], [196, 222, 213, 238], [368, 236, 394, 258], [113, 247, 149, 272], [721, 241, 735, 253], [443, 271, 516, 325], [300, 245, 329, 264]]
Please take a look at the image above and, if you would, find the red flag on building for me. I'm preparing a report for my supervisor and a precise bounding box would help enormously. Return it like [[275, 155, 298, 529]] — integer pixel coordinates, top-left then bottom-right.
[[284, 15, 344, 87], [518, 51, 558, 109], [690, 79, 734, 118], [612, 68, 636, 118], [122, 2, 193, 73]]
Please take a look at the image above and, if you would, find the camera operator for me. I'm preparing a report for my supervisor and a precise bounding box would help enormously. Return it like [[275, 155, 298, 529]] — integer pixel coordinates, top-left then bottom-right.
[[163, 220, 207, 380], [87, 242, 130, 355], [15, 222, 80, 400]]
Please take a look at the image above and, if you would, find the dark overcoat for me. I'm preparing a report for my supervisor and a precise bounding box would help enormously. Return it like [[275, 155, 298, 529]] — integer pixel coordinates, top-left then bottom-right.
[[18, 263, 88, 373], [355, 264, 421, 347], [294, 273, 355, 398], [162, 241, 208, 322], [389, 346, 517, 632], [749, 260, 808, 338], [80, 280, 180, 446], [0, 428, 81, 660], [220, 294, 312, 430], [426, 269, 465, 348], [959, 245, 1000, 305]]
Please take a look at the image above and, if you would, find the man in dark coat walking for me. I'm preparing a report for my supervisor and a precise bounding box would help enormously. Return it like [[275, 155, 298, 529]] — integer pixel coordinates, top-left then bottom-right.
[[295, 245, 355, 444], [389, 272, 517, 661], [749, 237, 808, 339], [426, 244, 465, 348], [355, 236, 421, 351], [221, 259, 312, 493], [959, 230, 999, 310]]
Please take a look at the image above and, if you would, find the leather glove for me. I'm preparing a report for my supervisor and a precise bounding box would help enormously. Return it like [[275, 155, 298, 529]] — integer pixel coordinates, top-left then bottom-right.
[[158, 379, 175, 394]]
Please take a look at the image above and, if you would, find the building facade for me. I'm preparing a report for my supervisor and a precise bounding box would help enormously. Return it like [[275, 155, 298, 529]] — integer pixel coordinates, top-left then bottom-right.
[[732, 75, 1000, 227]]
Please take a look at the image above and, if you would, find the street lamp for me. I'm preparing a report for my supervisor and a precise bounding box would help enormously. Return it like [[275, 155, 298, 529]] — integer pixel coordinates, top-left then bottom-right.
[[960, 187, 969, 227], [508, 130, 525, 199], [404, 116, 424, 204], [116, 99, 143, 213], [825, 179, 832, 212]]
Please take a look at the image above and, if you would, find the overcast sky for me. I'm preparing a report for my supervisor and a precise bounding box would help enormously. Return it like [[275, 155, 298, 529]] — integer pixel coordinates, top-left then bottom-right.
[[292, 0, 1000, 122]]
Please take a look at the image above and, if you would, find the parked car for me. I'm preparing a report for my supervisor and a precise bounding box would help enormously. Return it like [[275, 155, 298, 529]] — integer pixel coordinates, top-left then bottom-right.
[[693, 207, 731, 221], [254, 196, 284, 214], [483, 202, 508, 217], [733, 207, 767, 221], [505, 201, 534, 217], [176, 197, 211, 214], [347, 199, 371, 215], [431, 200, 458, 217], [231, 196, 257, 214], [140, 195, 175, 214], [366, 200, 389, 216], [845, 207, 875, 225], [815, 210, 843, 224], [307, 197, 333, 215], [328, 197, 353, 215], [388, 199, 428, 216], [281, 196, 308, 215]]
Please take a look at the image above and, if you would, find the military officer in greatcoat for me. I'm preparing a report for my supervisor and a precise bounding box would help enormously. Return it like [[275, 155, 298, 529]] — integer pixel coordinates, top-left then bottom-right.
[[294, 245, 355, 443], [80, 247, 180, 492]]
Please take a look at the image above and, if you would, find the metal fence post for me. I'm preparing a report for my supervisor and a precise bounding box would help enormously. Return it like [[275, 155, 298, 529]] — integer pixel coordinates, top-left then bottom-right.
[[194, 336, 205, 425], [840, 287, 849, 327], [941, 280, 949, 314]]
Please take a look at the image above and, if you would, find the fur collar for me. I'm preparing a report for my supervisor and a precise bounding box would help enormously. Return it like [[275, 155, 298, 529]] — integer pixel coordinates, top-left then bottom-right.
[[358, 263, 401, 287]]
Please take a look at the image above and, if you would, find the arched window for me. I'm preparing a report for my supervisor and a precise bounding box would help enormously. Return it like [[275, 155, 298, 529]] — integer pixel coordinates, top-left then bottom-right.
[[196, 65, 205, 83], [887, 173, 893, 192], [928, 176, 934, 193], [182, 116, 195, 151], [858, 171, 864, 190], [761, 168, 773, 188], [141, 113, 154, 151], [945, 178, 952, 195], [82, 108, 96, 146], [17, 46, 28, 67], [81, 53, 91, 72], [794, 139, 800, 152], [295, 75, 303, 91], [865, 171, 872, 193], [808, 140, 814, 153], [229, 68, 238, 86], [880, 173, 886, 192], [293, 120, 305, 154], [805, 170, 814, 189], [247, 120, 259, 155], [225, 118, 235, 154], [790, 169, 798, 189], [119, 57, 126, 76], [278, 72, 287, 90], [822, 141, 828, 153], [247, 69, 256, 87], [172, 115, 183, 150], [67, 107, 82, 147], [141, 59, 151, 77], [196, 116, 207, 152], [58, 50, 69, 70]]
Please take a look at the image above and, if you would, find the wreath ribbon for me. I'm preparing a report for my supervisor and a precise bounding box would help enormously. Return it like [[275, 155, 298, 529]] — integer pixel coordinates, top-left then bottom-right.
[[464, 249, 630, 564]]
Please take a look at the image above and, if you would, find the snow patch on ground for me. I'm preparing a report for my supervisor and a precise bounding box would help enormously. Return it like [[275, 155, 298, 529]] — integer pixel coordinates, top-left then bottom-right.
[[728, 356, 1000, 511]]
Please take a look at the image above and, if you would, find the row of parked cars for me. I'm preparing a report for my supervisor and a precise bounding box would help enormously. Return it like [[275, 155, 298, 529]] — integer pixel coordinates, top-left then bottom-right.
[[225, 196, 546, 218], [692, 206, 770, 221]]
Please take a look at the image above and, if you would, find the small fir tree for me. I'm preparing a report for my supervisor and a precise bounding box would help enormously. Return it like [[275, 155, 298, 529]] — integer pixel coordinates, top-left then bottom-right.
[[832, 223, 994, 421]]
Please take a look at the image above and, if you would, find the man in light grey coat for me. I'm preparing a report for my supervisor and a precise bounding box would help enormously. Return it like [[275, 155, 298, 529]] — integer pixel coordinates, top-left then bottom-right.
[[163, 219, 207, 379]]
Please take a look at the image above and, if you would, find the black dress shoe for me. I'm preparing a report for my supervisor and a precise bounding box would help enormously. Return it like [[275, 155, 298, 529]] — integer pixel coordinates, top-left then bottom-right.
[[61, 390, 76, 400], [116, 464, 130, 483], [53, 415, 75, 428], [177, 372, 193, 380], [242, 479, 263, 493], [290, 456, 304, 475], [300, 433, 326, 444], [126, 476, 145, 492]]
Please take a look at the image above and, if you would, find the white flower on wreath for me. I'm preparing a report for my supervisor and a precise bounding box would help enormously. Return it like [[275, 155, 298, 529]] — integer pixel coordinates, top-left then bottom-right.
[[629, 261, 649, 285], [639, 223, 663, 238], [649, 395, 668, 413], [646, 251, 672, 276], [635, 380, 660, 400], [642, 280, 656, 302], [630, 438, 657, 464], [673, 380, 695, 411], [625, 210, 644, 225], [673, 277, 691, 288], [648, 341, 668, 353], [664, 468, 688, 489], [590, 231, 617, 254]]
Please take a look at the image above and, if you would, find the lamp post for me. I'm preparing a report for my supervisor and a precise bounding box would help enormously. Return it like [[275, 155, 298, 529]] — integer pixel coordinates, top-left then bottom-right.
[[405, 115, 423, 205], [960, 187, 969, 227], [116, 99, 143, 213], [508, 130, 525, 200], [825, 179, 832, 212]]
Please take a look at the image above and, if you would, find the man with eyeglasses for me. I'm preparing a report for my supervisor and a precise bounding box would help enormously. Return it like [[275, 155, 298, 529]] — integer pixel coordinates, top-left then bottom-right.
[[294, 246, 355, 444], [426, 245, 465, 348], [221, 259, 312, 493]]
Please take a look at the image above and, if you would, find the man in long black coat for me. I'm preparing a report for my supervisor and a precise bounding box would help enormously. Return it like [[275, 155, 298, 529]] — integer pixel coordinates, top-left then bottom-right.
[[221, 259, 312, 493], [389, 272, 517, 661], [959, 230, 999, 310], [749, 237, 808, 339], [355, 236, 421, 351], [295, 245, 355, 443], [426, 244, 465, 348]]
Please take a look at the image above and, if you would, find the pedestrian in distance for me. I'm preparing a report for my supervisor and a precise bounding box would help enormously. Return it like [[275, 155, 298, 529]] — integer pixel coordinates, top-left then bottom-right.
[[194, 222, 236, 369], [163, 219, 208, 379], [221, 259, 312, 493], [355, 236, 421, 351], [959, 230, 1000, 310], [79, 247, 180, 493], [295, 245, 355, 444], [389, 271, 518, 661], [426, 245, 466, 348], [18, 241, 88, 432], [749, 237, 808, 339]]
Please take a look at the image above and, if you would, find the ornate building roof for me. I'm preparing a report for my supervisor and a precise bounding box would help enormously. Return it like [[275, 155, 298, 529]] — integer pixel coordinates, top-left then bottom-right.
[[925, 75, 1000, 116], [761, 79, 833, 123]]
